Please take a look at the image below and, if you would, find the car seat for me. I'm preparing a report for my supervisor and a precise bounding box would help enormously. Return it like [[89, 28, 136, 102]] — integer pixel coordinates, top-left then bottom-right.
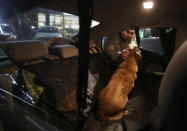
[[159, 40, 187, 131]]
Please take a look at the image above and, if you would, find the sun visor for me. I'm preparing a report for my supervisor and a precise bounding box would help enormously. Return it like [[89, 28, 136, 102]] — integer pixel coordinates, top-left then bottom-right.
[[1, 40, 48, 62], [49, 44, 79, 58]]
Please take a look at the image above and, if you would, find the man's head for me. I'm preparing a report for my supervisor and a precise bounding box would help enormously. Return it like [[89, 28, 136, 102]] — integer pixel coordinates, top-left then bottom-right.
[[121, 30, 135, 42]]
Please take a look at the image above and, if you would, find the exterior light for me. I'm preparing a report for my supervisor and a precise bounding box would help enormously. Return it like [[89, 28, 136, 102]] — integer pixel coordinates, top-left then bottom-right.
[[31, 26, 36, 29], [143, 1, 153, 9]]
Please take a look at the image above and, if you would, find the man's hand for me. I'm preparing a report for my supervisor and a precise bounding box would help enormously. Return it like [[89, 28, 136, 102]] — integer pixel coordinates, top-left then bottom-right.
[[121, 48, 130, 60]]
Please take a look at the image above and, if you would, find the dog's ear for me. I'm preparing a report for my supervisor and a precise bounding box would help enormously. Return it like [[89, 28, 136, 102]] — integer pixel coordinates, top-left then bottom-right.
[[135, 51, 142, 62], [132, 47, 142, 62]]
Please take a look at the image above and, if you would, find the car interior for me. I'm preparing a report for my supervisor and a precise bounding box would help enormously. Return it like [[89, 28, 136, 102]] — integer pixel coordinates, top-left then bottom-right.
[[0, 0, 187, 131]]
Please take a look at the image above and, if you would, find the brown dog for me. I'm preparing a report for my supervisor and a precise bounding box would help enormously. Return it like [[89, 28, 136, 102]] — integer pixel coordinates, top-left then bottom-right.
[[97, 47, 141, 121]]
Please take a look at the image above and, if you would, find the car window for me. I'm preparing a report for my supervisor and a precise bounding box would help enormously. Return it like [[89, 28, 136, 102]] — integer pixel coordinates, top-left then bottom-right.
[[0, 7, 100, 41], [138, 27, 176, 73], [139, 28, 164, 56]]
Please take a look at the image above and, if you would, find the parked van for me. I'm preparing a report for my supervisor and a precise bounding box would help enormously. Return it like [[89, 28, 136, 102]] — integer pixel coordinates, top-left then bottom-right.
[[34, 26, 63, 41]]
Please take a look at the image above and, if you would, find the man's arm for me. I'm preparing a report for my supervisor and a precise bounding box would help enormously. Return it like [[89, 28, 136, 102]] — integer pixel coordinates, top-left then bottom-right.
[[103, 37, 121, 63]]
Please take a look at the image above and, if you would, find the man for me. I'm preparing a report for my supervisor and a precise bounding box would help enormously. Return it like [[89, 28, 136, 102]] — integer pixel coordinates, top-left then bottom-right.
[[102, 29, 139, 66]]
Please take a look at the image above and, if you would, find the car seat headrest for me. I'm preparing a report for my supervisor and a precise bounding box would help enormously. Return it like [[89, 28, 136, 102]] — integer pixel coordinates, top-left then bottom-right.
[[49, 44, 78, 58], [0, 40, 48, 63]]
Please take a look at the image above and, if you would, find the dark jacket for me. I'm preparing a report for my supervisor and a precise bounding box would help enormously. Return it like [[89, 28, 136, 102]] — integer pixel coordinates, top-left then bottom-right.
[[102, 33, 137, 64]]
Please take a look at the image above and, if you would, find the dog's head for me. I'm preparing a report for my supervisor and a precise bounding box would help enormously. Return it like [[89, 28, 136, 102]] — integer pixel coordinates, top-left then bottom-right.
[[129, 47, 142, 62]]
